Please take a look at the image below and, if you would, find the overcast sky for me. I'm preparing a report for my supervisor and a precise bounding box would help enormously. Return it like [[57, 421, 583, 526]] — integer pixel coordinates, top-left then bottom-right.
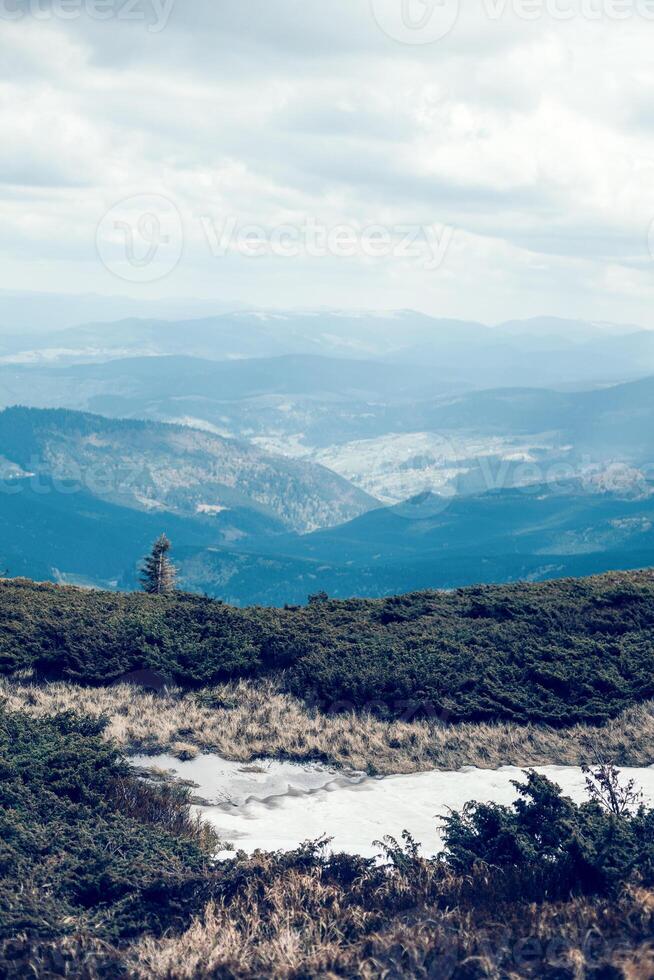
[[2, 0, 654, 325]]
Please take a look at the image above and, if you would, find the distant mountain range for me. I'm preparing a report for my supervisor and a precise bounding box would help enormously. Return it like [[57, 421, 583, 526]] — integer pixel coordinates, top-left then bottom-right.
[[0, 408, 652, 603], [2, 470, 652, 603], [2, 357, 653, 503], [0, 353, 453, 412], [1, 307, 654, 602], [2, 309, 653, 390], [0, 290, 245, 333], [168, 480, 654, 604]]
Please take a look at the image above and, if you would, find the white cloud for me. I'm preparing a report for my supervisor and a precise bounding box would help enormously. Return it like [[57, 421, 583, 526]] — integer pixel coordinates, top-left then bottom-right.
[[1, 2, 654, 324]]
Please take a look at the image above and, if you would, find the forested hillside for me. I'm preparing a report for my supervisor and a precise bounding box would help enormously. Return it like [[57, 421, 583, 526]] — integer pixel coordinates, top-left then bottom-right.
[[0, 406, 374, 534]]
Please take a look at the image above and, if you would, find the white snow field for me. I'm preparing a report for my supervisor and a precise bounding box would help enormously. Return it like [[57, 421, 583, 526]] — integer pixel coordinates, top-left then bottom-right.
[[131, 754, 654, 860], [131, 753, 362, 808]]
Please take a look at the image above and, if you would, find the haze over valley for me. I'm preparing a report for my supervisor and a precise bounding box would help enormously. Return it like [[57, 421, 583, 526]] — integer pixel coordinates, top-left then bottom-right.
[[1, 303, 653, 602]]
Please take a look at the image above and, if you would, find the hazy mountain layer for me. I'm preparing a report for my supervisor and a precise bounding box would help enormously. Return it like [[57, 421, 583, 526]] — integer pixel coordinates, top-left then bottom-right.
[[2, 465, 652, 604], [170, 480, 654, 605], [2, 310, 652, 390], [0, 407, 374, 535], [3, 359, 652, 504]]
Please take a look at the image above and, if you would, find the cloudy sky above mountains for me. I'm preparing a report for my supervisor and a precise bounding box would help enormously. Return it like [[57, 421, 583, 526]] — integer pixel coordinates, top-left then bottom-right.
[[2, 0, 654, 325]]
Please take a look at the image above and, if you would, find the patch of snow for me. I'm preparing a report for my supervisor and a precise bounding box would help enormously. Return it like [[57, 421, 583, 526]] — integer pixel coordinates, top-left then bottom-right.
[[0, 347, 155, 365], [251, 434, 313, 457], [308, 432, 546, 503], [582, 463, 653, 498], [252, 430, 567, 501], [196, 503, 229, 515], [131, 754, 654, 859], [131, 753, 362, 808], [167, 416, 232, 437], [132, 494, 166, 511], [237, 311, 290, 322], [0, 456, 33, 480]]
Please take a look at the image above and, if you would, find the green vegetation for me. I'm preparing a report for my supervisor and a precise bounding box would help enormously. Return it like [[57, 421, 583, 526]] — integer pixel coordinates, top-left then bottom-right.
[[0, 707, 220, 974], [443, 768, 654, 899], [140, 534, 177, 595], [3, 570, 654, 975], [2, 704, 654, 977], [2, 571, 654, 725]]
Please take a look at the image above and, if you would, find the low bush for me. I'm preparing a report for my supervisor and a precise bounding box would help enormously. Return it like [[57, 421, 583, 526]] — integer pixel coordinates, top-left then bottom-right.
[[0, 707, 217, 966], [1, 571, 654, 724], [442, 767, 654, 901]]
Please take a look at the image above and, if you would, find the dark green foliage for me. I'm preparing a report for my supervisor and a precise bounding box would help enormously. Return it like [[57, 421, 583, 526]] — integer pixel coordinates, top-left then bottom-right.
[[0, 708, 214, 954], [1, 571, 654, 724], [0, 580, 265, 686], [441, 769, 654, 902], [457, 773, 654, 899], [365, 769, 654, 909]]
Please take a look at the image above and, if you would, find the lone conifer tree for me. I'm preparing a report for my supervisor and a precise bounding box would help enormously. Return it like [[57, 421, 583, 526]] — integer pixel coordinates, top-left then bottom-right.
[[140, 534, 177, 595]]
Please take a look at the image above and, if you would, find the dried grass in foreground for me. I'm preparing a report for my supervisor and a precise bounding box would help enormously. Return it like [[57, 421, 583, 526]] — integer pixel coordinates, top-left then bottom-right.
[[2, 676, 654, 773], [131, 873, 654, 979]]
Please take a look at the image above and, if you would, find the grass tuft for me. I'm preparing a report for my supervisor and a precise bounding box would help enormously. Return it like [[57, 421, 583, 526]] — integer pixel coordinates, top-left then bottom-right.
[[3, 676, 654, 773]]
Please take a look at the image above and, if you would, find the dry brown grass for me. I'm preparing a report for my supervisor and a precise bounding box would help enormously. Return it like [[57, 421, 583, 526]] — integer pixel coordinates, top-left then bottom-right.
[[3, 676, 654, 774], [130, 874, 654, 979], [13, 869, 654, 979]]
